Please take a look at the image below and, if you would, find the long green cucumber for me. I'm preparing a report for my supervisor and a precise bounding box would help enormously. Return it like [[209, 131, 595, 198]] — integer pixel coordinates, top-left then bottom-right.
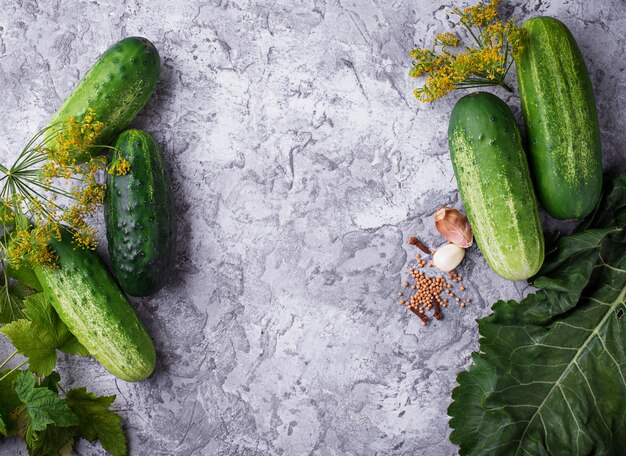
[[449, 92, 544, 281], [105, 129, 175, 296], [47, 37, 160, 162], [34, 233, 156, 382], [516, 17, 602, 219]]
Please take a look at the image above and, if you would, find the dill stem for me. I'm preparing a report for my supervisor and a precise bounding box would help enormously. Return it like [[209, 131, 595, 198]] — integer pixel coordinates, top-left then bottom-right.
[[0, 349, 18, 370], [0, 257, 17, 324], [13, 153, 47, 173], [19, 174, 73, 197], [464, 22, 483, 48], [499, 81, 513, 92], [503, 56, 515, 78], [0, 360, 28, 382], [15, 180, 66, 215]]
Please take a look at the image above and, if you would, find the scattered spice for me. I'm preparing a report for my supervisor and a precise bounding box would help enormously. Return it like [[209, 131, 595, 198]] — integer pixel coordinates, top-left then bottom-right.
[[398, 238, 472, 326]]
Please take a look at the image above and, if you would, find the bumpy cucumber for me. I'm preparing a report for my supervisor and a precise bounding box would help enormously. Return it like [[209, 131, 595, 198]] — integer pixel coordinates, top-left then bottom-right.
[[448, 92, 544, 281], [516, 17, 602, 219], [34, 233, 156, 382], [47, 37, 160, 162], [105, 130, 175, 296]]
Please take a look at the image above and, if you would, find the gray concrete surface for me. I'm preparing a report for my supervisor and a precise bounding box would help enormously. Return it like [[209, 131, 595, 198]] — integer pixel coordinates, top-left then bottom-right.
[[0, 0, 624, 454]]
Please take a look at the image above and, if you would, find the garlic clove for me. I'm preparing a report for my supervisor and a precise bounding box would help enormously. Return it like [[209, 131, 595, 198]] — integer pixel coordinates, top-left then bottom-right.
[[434, 207, 473, 248], [432, 243, 465, 272]]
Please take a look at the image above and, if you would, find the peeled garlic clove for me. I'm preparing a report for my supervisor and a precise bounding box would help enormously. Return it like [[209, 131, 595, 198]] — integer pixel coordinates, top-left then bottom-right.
[[434, 207, 473, 248], [432, 243, 465, 272]]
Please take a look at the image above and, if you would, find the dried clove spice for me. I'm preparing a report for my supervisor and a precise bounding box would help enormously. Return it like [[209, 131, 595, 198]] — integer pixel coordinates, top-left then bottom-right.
[[408, 236, 431, 254], [432, 299, 443, 320], [409, 307, 429, 326]]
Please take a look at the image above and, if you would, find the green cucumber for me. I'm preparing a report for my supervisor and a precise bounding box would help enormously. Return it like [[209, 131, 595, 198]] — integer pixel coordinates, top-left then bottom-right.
[[105, 129, 175, 297], [34, 233, 156, 382], [515, 17, 602, 219], [448, 92, 544, 281], [47, 37, 160, 162]]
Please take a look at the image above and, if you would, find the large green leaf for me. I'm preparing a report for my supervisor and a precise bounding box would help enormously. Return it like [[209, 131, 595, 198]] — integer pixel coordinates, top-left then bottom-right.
[[13, 371, 78, 445], [0, 369, 20, 436], [1, 293, 87, 376], [28, 425, 75, 456], [66, 387, 127, 456], [1, 370, 126, 455], [0, 282, 30, 323], [448, 172, 626, 455]]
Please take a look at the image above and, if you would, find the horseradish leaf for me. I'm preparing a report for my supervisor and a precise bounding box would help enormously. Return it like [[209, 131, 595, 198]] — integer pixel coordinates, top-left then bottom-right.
[[449, 171, 626, 455]]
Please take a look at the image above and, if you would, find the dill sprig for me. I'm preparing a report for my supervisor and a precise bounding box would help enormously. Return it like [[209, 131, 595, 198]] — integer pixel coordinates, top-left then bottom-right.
[[409, 0, 526, 102], [106, 156, 131, 176], [0, 109, 110, 269]]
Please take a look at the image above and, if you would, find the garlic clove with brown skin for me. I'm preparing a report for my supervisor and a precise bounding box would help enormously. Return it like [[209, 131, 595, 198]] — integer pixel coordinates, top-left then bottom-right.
[[432, 243, 465, 272], [434, 207, 473, 248]]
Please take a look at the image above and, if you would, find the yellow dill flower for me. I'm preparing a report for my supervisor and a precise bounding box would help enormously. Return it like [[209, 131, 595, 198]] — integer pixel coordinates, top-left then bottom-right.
[[0, 200, 15, 224], [6, 225, 59, 268], [435, 32, 460, 47], [72, 227, 98, 250], [48, 108, 104, 167], [408, 0, 526, 102], [0, 109, 108, 269], [507, 22, 527, 59], [106, 156, 131, 176], [459, 0, 501, 28]]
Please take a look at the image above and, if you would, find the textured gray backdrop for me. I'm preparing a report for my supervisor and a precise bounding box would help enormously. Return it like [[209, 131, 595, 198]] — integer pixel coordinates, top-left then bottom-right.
[[0, 0, 624, 455]]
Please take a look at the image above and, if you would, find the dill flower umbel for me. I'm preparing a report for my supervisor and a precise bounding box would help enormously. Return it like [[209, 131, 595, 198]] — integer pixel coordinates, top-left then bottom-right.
[[107, 156, 131, 176], [408, 0, 526, 102], [0, 109, 110, 269]]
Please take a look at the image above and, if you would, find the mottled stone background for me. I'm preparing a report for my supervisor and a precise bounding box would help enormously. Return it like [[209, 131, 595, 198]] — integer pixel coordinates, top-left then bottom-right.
[[0, 0, 624, 454]]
